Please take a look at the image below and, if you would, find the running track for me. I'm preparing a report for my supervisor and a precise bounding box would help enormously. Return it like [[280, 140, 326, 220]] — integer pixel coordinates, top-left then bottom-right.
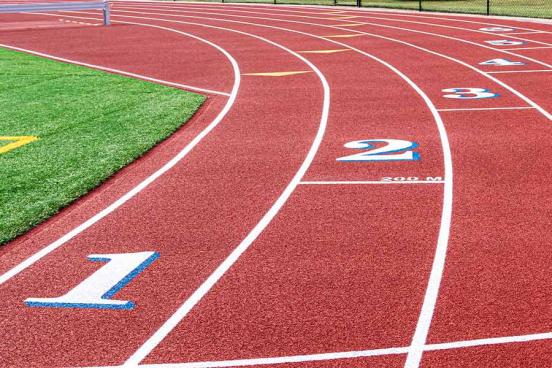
[[0, 2, 552, 367]]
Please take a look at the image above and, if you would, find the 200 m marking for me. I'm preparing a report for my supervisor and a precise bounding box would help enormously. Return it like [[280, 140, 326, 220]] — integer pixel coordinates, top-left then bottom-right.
[[382, 176, 443, 182], [337, 139, 420, 162], [25, 251, 159, 310]]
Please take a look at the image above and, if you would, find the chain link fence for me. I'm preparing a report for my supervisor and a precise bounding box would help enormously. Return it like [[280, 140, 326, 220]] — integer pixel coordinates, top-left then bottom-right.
[[218, 0, 551, 19]]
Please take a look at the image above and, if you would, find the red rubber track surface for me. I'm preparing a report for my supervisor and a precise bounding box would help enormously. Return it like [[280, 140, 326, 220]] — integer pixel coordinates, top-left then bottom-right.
[[0, 3, 551, 368]]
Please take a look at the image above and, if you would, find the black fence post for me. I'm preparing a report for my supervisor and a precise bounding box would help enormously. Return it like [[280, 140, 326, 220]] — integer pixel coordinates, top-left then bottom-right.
[[419, 0, 422, 12], [356, 0, 360, 7], [487, 0, 490, 15]]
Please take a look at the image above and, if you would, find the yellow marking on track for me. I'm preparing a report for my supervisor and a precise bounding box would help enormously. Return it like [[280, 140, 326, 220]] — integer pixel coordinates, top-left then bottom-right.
[[243, 71, 312, 77], [298, 49, 350, 54], [324, 34, 363, 39], [58, 18, 99, 26], [0, 136, 39, 154]]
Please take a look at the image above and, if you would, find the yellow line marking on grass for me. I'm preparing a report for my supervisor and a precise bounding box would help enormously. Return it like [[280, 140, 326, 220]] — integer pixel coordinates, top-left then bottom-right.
[[324, 34, 363, 38], [243, 71, 312, 77], [0, 136, 39, 154], [298, 49, 349, 54]]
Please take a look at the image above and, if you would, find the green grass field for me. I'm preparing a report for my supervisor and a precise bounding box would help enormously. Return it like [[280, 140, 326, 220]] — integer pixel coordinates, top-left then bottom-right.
[[0, 47, 205, 245]]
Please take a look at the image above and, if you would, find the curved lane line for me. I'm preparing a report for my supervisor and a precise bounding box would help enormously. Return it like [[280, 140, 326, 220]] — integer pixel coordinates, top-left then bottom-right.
[[59, 8, 454, 368], [0, 26, 241, 286], [110, 6, 552, 120], [0, 43, 230, 96]]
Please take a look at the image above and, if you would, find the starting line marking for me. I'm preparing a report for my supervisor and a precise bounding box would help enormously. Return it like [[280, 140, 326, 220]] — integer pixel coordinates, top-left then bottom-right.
[[487, 69, 552, 74], [437, 106, 536, 112], [129, 331, 552, 368]]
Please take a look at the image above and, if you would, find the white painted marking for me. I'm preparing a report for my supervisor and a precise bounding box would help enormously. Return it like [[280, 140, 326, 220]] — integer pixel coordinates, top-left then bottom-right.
[[437, 106, 535, 112], [487, 69, 552, 74], [426, 332, 552, 351], [337, 139, 419, 162], [135, 347, 409, 367], [485, 39, 525, 46], [479, 58, 525, 66], [0, 44, 230, 97], [479, 27, 514, 32], [442, 87, 498, 99], [300, 180, 445, 185], [25, 251, 158, 310], [0, 26, 241, 286]]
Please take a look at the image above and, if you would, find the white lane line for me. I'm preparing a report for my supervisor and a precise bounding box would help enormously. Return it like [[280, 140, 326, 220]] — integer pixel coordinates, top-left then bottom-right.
[[426, 331, 552, 351], [487, 69, 552, 74], [135, 346, 410, 367], [300, 180, 445, 185], [0, 43, 229, 97], [502, 46, 552, 50], [115, 17, 330, 368], [0, 27, 240, 286], [85, 331, 552, 367], [109, 6, 552, 122], [437, 106, 535, 112]]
